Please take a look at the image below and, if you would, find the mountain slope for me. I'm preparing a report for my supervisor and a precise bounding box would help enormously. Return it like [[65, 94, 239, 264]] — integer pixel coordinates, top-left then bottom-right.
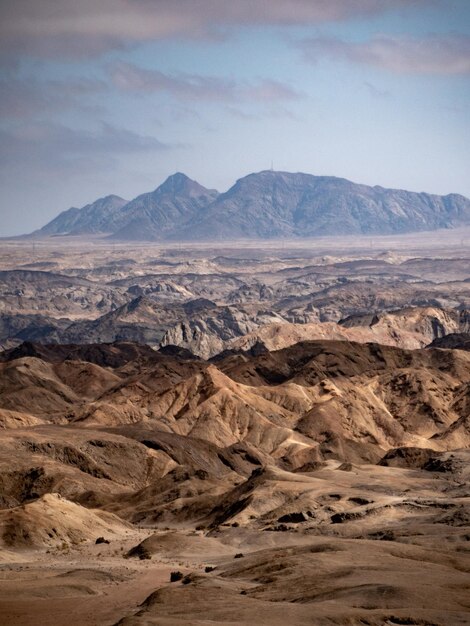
[[37, 195, 128, 236], [177, 171, 470, 240], [36, 173, 219, 239], [162, 306, 468, 358], [32, 170, 470, 241], [109, 172, 219, 240]]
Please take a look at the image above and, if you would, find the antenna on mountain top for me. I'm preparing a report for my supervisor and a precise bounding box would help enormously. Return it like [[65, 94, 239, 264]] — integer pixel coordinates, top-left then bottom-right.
[[270, 160, 274, 171]]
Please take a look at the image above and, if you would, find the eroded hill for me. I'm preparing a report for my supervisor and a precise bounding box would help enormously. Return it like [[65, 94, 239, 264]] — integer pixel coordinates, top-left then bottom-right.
[[1, 238, 470, 626]]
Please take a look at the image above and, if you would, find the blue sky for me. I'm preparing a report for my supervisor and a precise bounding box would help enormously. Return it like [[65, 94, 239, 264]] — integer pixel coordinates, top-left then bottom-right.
[[0, 0, 469, 235]]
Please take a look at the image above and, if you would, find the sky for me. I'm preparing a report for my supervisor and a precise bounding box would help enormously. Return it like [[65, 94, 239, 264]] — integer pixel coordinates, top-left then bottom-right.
[[0, 0, 469, 236]]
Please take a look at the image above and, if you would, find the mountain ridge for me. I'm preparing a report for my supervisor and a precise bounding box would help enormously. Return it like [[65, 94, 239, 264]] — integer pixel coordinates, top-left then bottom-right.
[[32, 170, 470, 240], [37, 194, 128, 236]]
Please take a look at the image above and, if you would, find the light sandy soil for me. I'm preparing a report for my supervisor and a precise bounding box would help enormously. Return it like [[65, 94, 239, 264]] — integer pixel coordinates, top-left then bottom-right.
[[0, 529, 184, 626], [1, 458, 469, 626]]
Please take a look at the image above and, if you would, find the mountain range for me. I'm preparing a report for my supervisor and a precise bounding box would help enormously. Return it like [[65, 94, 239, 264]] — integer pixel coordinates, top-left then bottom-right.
[[33, 171, 470, 240]]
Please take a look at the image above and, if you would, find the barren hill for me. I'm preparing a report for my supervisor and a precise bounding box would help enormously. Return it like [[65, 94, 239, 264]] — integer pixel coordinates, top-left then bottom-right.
[[0, 337, 469, 625], [0, 339, 469, 510]]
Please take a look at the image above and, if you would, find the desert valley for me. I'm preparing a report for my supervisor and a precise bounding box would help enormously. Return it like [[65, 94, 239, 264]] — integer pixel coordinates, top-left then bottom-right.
[[0, 215, 469, 625]]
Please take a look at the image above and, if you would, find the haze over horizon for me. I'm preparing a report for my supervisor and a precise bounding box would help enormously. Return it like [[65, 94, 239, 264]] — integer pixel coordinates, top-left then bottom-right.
[[1, 0, 469, 236]]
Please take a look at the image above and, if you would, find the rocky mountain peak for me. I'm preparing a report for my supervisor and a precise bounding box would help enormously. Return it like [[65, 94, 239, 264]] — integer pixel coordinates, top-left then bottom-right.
[[33, 170, 470, 241]]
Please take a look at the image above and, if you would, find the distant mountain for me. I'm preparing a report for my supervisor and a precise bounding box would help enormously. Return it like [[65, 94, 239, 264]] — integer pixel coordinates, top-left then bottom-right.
[[109, 172, 219, 240], [34, 171, 470, 240], [37, 195, 128, 236], [36, 173, 218, 239], [178, 171, 470, 239]]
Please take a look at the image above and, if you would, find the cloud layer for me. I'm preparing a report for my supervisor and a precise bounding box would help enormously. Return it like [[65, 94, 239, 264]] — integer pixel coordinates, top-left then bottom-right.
[[1, 0, 432, 59], [109, 62, 301, 103], [0, 123, 173, 180], [299, 34, 470, 74], [0, 78, 106, 119]]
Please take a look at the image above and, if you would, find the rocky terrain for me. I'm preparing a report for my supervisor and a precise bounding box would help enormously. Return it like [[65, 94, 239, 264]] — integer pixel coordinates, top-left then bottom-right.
[[0, 235, 469, 625], [1, 233, 470, 356], [31, 171, 470, 241], [38, 195, 129, 237], [0, 336, 469, 625]]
